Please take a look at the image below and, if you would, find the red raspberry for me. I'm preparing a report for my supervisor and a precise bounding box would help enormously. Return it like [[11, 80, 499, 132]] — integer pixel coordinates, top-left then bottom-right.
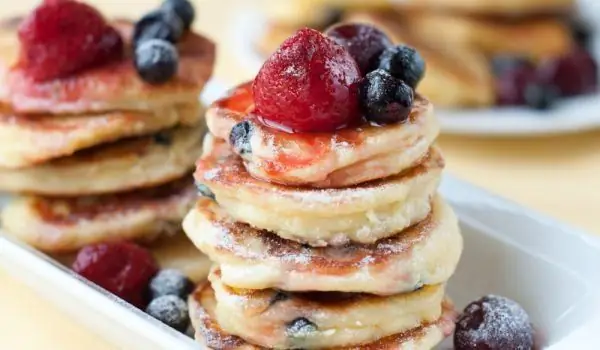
[[72, 242, 159, 308], [253, 28, 361, 133], [537, 48, 598, 97], [17, 0, 124, 82]]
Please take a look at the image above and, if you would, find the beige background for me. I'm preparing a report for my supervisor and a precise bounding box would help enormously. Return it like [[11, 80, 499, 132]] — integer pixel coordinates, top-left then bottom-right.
[[0, 0, 599, 348]]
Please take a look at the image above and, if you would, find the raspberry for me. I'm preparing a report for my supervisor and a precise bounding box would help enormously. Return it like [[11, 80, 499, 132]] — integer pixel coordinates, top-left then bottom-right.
[[17, 0, 124, 81], [253, 28, 361, 133], [325, 23, 392, 75], [495, 65, 537, 106], [537, 48, 598, 97], [72, 242, 158, 308]]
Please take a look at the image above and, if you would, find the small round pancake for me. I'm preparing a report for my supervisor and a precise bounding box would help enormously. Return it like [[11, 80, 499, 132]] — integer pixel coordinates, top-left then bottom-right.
[[183, 195, 462, 295], [394, 12, 573, 61], [1, 177, 196, 253], [262, 0, 391, 27], [207, 82, 439, 188], [0, 102, 202, 168], [0, 125, 204, 196], [189, 283, 457, 350], [0, 20, 215, 114], [207, 267, 445, 349], [196, 135, 443, 246], [392, 0, 574, 15]]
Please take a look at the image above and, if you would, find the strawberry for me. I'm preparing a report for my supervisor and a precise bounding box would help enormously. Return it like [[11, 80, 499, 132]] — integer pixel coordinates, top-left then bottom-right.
[[253, 28, 361, 133], [17, 0, 124, 81]]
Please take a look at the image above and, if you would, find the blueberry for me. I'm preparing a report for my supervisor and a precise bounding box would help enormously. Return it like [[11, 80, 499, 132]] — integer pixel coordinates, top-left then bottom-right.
[[524, 83, 558, 110], [491, 55, 533, 76], [135, 39, 179, 84], [153, 131, 172, 145], [570, 19, 593, 50], [229, 121, 253, 155], [134, 9, 184, 44], [146, 295, 190, 332], [359, 69, 414, 125], [161, 0, 196, 31], [149, 269, 194, 299], [454, 295, 534, 350], [268, 291, 290, 307], [195, 182, 215, 200], [377, 45, 425, 88], [286, 318, 318, 337]]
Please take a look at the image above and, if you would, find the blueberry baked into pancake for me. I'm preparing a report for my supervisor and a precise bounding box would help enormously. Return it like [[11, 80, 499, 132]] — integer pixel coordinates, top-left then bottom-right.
[[258, 0, 597, 110], [184, 21, 465, 349], [0, 0, 213, 264]]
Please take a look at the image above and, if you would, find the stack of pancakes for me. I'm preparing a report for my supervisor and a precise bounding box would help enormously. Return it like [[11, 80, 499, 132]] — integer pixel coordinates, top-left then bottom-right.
[[257, 0, 577, 108], [183, 82, 464, 349], [0, 18, 214, 268]]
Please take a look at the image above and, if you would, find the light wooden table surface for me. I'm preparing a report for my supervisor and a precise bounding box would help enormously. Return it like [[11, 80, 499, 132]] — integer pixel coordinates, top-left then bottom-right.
[[1, 1, 599, 349]]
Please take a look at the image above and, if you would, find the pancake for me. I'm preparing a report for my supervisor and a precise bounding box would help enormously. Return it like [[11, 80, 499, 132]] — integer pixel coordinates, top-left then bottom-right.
[[196, 135, 442, 246], [344, 11, 495, 108], [0, 124, 204, 196], [262, 0, 390, 27], [189, 282, 457, 350], [206, 82, 439, 188], [392, 0, 574, 15], [1, 177, 196, 253], [396, 12, 573, 61], [0, 102, 202, 168], [0, 19, 215, 114], [54, 232, 212, 283], [207, 267, 445, 349], [149, 232, 213, 283], [183, 195, 462, 295]]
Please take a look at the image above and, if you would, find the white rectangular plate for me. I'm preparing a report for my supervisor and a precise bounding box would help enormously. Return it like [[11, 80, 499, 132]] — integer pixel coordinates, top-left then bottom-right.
[[1, 175, 599, 349]]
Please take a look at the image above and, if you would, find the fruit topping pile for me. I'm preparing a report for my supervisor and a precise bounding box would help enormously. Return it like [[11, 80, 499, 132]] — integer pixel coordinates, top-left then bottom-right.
[[454, 295, 535, 350], [133, 0, 196, 84], [17, 0, 124, 81], [16, 0, 197, 84], [493, 20, 598, 111], [251, 24, 425, 133], [72, 242, 193, 333]]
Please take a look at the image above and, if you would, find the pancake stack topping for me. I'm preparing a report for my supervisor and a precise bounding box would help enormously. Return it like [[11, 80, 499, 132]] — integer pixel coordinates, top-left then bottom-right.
[[258, 0, 598, 110], [0, 0, 214, 316], [184, 23, 463, 349]]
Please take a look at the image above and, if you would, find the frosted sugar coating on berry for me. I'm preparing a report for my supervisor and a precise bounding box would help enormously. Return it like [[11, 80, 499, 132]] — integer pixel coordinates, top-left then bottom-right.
[[455, 295, 534, 350]]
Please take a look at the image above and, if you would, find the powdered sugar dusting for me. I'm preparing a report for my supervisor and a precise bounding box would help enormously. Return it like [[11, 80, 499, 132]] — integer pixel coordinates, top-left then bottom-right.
[[203, 168, 221, 181], [456, 295, 534, 350], [283, 64, 306, 79]]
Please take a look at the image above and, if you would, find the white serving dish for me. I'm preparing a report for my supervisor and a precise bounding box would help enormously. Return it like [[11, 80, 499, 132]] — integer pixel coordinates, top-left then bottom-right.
[[0, 175, 599, 349], [230, 0, 600, 136]]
